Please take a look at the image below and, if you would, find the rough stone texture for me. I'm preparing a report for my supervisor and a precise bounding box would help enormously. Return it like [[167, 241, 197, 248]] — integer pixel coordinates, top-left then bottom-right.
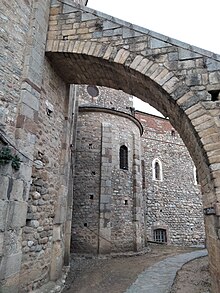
[[1, 1, 74, 292], [1, 0, 220, 292], [72, 86, 205, 254], [18, 58, 70, 292], [0, 1, 36, 292], [136, 111, 205, 245], [78, 85, 134, 114]]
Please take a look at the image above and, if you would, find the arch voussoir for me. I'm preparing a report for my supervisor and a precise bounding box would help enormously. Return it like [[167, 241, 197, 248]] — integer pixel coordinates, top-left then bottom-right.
[[114, 48, 130, 64]]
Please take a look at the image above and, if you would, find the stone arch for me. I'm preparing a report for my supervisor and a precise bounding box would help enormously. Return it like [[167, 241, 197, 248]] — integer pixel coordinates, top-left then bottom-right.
[[46, 1, 220, 292], [46, 51, 213, 199]]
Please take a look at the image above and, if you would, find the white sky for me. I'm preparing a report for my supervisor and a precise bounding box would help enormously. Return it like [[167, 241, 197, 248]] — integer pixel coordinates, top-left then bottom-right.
[[87, 0, 220, 116]]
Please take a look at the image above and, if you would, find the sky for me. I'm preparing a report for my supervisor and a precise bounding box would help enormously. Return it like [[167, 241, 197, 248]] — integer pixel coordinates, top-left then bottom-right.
[[87, 0, 220, 116]]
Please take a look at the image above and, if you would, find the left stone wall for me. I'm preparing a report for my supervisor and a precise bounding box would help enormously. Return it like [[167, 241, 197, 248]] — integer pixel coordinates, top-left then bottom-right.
[[1, 1, 75, 292], [0, 1, 36, 292], [19, 57, 71, 291]]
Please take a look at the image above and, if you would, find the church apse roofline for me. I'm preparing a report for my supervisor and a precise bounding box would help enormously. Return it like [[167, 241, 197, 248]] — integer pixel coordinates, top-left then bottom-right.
[[79, 105, 144, 135]]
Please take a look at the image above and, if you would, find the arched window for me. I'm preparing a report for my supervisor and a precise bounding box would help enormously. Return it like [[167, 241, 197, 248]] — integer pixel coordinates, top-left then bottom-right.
[[152, 158, 163, 181], [119, 145, 128, 170], [154, 229, 167, 243], [155, 162, 160, 180]]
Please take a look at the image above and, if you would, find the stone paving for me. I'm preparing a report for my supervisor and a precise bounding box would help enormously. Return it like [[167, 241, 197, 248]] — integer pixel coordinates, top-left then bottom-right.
[[125, 249, 208, 293]]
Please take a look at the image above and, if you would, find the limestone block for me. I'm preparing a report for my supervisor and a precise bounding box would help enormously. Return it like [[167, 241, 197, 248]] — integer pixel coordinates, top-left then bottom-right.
[[21, 90, 39, 111], [10, 179, 24, 201], [186, 73, 202, 86], [103, 21, 120, 30], [18, 164, 32, 182], [103, 28, 123, 37], [178, 48, 202, 60], [0, 176, 9, 200], [7, 201, 28, 229], [114, 49, 130, 64], [50, 241, 63, 281], [0, 200, 9, 231], [163, 76, 179, 94], [53, 225, 61, 241], [215, 203, 220, 216], [130, 55, 143, 70], [3, 252, 22, 278], [150, 38, 171, 49], [205, 58, 220, 71], [122, 27, 142, 38], [54, 203, 66, 224], [0, 232, 4, 256], [82, 13, 97, 22], [209, 72, 220, 84]]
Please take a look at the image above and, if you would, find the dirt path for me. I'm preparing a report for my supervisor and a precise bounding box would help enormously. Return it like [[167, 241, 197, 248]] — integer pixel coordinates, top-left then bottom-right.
[[170, 256, 211, 293], [63, 245, 205, 293]]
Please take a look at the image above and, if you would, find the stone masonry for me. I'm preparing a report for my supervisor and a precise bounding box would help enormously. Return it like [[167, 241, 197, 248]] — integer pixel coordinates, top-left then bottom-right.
[[1, 0, 220, 292], [72, 85, 205, 254], [136, 111, 205, 245], [72, 85, 144, 254], [0, 1, 76, 292]]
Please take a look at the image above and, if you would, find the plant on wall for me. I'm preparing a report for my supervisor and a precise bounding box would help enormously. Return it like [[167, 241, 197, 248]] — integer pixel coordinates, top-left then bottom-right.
[[0, 146, 21, 170]]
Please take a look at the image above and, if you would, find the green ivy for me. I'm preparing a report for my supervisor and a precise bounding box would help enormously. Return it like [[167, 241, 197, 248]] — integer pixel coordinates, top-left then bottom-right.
[[0, 147, 21, 170], [11, 154, 21, 170]]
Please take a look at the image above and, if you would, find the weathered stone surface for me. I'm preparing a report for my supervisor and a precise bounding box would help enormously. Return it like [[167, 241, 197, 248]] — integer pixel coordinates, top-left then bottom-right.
[[1, 0, 220, 292], [136, 111, 205, 245], [50, 241, 63, 281], [0, 176, 9, 200], [72, 86, 144, 253], [4, 252, 22, 278], [10, 180, 24, 201], [7, 201, 27, 229], [0, 201, 9, 231], [0, 233, 4, 256]]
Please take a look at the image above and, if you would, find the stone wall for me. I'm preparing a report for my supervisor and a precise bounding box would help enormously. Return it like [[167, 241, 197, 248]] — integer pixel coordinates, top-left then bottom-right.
[[72, 86, 205, 255], [0, 1, 34, 292], [135, 111, 205, 245], [72, 104, 145, 254], [78, 85, 134, 114], [18, 58, 71, 291], [0, 0, 215, 291], [0, 0, 32, 134], [0, 1, 77, 292]]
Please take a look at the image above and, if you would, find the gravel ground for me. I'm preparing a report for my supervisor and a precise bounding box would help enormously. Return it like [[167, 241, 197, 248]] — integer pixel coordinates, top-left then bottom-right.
[[170, 256, 211, 293], [62, 244, 205, 293]]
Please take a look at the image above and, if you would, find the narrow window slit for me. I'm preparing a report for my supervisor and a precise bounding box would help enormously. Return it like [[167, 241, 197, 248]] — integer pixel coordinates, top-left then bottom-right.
[[209, 90, 220, 101]]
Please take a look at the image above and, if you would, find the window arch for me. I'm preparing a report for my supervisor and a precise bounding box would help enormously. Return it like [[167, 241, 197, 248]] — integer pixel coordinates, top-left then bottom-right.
[[119, 145, 128, 170], [152, 158, 163, 181]]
